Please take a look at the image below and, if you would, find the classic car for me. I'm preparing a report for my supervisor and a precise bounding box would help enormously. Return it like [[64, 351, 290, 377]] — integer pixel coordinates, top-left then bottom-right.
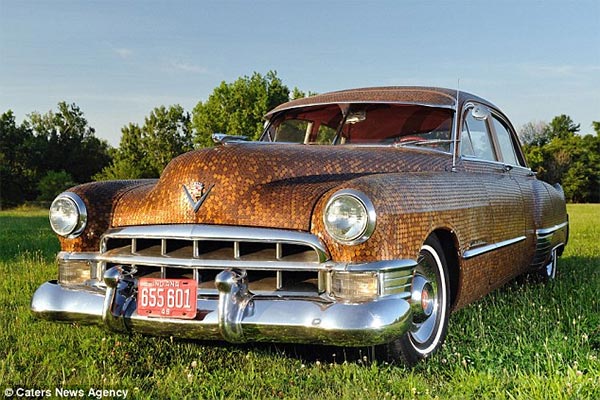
[[31, 86, 568, 365]]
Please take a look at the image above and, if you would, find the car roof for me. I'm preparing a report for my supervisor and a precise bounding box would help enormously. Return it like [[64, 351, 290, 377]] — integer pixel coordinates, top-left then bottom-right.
[[265, 86, 497, 118]]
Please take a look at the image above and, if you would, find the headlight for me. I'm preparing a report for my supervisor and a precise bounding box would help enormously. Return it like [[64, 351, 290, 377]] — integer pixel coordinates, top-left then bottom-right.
[[323, 189, 376, 244], [49, 192, 87, 237]]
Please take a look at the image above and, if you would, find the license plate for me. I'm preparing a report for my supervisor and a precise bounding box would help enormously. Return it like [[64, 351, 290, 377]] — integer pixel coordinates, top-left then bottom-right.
[[137, 278, 197, 319]]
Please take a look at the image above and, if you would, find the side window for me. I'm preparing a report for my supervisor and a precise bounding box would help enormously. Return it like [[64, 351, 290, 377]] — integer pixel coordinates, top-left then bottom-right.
[[492, 116, 519, 166], [461, 109, 496, 161], [274, 120, 309, 143], [315, 124, 337, 144]]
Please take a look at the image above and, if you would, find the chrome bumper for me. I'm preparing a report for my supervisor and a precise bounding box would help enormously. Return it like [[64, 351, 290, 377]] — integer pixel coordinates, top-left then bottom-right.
[[31, 265, 414, 347]]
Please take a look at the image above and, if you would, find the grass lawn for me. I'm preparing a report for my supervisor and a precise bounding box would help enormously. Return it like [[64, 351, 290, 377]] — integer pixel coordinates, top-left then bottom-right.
[[0, 205, 598, 399]]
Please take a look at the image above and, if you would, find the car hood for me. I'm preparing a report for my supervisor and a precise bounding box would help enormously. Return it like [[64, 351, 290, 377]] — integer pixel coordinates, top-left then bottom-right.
[[111, 143, 449, 231]]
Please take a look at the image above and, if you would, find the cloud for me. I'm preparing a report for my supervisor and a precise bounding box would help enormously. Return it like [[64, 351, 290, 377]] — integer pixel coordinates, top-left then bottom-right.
[[169, 61, 208, 74], [114, 48, 133, 59]]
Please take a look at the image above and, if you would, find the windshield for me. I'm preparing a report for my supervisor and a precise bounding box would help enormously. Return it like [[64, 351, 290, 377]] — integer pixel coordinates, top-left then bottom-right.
[[262, 103, 454, 152]]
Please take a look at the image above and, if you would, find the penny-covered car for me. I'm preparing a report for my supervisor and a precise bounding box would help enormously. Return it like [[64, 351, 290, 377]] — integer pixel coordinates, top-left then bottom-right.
[[32, 87, 568, 365]]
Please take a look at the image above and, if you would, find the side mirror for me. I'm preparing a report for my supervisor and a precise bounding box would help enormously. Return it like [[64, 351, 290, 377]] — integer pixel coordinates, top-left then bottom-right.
[[471, 105, 490, 121]]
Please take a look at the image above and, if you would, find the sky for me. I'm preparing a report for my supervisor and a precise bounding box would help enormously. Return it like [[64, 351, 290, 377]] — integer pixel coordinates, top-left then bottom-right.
[[1, 0, 599, 146]]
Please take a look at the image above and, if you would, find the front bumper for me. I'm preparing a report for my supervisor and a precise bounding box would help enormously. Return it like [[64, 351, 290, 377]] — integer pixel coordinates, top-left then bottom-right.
[[31, 263, 414, 347]]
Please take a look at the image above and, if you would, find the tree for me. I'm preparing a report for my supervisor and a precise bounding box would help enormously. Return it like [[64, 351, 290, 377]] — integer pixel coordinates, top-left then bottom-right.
[[518, 121, 550, 146], [290, 87, 318, 100], [593, 121, 600, 136], [192, 71, 290, 147], [1, 103, 111, 207], [95, 123, 149, 180], [37, 170, 75, 201], [28, 102, 111, 184], [0, 111, 36, 208], [547, 114, 580, 140], [95, 105, 193, 179], [141, 105, 193, 175], [522, 115, 600, 203]]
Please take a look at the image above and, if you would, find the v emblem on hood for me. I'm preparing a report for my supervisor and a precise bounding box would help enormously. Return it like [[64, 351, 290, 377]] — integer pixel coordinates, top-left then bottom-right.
[[182, 182, 214, 213]]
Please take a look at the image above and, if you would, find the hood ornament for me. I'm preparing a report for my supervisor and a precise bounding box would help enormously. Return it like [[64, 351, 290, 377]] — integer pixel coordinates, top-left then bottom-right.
[[182, 182, 214, 213]]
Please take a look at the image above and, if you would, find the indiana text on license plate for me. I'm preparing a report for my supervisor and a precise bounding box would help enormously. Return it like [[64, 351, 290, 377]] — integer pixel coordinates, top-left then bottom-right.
[[137, 278, 197, 319]]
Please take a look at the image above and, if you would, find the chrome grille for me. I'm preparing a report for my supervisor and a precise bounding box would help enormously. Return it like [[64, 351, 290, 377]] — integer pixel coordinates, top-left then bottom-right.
[[98, 225, 329, 296]]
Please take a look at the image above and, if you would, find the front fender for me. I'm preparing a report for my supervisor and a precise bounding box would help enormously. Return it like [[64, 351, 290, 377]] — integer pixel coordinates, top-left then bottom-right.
[[310, 172, 491, 263], [57, 180, 157, 252]]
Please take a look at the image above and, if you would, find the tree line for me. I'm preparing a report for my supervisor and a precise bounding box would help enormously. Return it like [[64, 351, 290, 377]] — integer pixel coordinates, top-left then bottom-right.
[[0, 102, 111, 209], [0, 71, 295, 208], [1, 71, 598, 208], [519, 116, 600, 203]]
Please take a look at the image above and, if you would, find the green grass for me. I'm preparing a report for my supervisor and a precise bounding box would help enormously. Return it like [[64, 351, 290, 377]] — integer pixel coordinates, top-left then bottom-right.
[[1, 205, 598, 399]]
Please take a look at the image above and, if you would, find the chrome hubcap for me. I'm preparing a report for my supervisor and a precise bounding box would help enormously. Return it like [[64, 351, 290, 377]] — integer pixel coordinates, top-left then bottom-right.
[[411, 275, 436, 323], [421, 282, 434, 317], [409, 248, 444, 349]]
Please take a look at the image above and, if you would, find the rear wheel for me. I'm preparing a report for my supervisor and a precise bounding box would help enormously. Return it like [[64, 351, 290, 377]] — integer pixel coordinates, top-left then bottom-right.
[[380, 234, 450, 366], [539, 247, 558, 281]]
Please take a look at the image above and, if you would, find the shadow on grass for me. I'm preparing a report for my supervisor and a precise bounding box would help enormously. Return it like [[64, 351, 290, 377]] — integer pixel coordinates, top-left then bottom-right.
[[504, 254, 599, 290], [249, 342, 376, 364], [173, 338, 378, 366], [174, 253, 600, 367]]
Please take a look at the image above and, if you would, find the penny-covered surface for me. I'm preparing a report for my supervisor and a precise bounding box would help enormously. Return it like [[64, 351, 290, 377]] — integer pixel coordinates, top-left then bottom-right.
[[56, 86, 568, 311], [265, 86, 495, 117]]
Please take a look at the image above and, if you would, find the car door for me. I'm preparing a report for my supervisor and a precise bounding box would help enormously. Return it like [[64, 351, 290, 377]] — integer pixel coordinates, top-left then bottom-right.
[[488, 111, 567, 272], [458, 103, 534, 288]]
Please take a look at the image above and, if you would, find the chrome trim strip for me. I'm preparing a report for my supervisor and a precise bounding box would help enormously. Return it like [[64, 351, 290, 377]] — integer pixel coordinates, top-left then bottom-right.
[[461, 155, 533, 173], [380, 268, 413, 297], [337, 259, 416, 272], [462, 235, 526, 259], [58, 251, 100, 261], [102, 224, 329, 263], [536, 221, 568, 236], [99, 253, 322, 271], [66, 250, 417, 274], [530, 221, 567, 270]]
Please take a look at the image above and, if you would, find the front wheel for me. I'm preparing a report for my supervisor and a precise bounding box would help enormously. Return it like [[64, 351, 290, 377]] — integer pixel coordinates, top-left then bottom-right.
[[380, 234, 450, 366]]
